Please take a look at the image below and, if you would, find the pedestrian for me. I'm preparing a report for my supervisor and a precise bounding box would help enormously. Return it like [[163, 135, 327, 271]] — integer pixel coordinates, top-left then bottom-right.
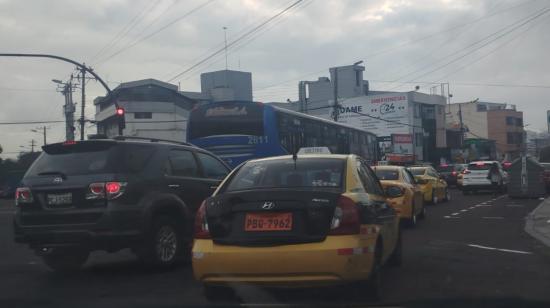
[[487, 163, 501, 195]]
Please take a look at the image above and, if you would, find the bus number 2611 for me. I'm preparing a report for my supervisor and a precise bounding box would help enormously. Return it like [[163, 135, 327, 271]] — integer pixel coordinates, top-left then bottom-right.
[[248, 136, 268, 145]]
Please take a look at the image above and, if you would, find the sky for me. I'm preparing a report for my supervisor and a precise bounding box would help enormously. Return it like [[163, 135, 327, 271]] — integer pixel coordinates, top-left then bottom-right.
[[1, 0, 549, 158]]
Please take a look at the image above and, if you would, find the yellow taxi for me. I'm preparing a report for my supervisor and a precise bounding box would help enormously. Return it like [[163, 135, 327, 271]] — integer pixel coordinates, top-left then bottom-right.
[[192, 154, 401, 300], [373, 165, 425, 227], [408, 166, 449, 204]]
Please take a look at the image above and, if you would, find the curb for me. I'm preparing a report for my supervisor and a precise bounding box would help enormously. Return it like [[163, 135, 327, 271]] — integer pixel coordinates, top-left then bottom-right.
[[525, 198, 550, 248]]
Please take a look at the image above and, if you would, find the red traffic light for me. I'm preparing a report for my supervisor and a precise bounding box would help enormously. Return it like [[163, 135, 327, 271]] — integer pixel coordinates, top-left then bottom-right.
[[116, 107, 125, 116]]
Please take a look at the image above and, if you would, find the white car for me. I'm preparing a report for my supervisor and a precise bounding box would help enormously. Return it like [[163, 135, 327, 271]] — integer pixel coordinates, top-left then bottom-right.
[[462, 161, 507, 194]]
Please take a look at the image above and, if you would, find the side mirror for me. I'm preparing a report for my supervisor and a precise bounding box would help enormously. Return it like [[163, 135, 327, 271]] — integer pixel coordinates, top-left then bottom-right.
[[386, 186, 404, 198]]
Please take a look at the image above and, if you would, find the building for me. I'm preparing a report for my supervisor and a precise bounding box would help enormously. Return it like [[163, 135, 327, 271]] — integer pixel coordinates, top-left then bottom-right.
[[270, 63, 447, 163], [94, 70, 253, 141], [446, 100, 524, 160]]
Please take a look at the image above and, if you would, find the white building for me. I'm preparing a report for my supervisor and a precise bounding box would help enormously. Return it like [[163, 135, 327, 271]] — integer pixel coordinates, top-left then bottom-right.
[[94, 70, 253, 141]]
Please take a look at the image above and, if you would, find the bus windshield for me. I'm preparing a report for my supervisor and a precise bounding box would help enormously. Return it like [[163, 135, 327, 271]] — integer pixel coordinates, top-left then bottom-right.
[[188, 102, 264, 139]]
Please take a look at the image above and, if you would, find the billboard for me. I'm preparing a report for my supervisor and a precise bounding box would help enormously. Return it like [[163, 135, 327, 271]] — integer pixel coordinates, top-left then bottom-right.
[[330, 94, 410, 136], [392, 133, 413, 154]]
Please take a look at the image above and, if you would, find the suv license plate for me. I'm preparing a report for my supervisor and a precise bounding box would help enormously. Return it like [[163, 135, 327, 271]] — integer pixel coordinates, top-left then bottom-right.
[[47, 193, 72, 205], [245, 213, 292, 231]]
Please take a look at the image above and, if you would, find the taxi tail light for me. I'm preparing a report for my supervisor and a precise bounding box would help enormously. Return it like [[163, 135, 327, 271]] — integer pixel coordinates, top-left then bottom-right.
[[194, 200, 211, 239], [86, 182, 126, 200], [329, 196, 360, 235], [451, 171, 457, 176], [15, 187, 33, 206]]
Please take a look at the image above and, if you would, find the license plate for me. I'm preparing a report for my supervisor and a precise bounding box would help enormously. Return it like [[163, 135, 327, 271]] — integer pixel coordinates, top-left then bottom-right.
[[47, 193, 72, 205], [245, 212, 292, 231]]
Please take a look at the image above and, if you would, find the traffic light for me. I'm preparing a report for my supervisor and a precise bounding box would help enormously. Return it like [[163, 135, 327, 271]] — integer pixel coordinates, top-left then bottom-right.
[[116, 107, 125, 135]]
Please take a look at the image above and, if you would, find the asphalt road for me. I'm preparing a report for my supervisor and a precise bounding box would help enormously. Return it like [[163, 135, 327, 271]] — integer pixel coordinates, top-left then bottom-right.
[[0, 189, 549, 308]]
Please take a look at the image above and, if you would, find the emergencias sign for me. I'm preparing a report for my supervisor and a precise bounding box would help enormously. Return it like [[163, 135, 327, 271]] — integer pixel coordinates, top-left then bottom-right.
[[331, 94, 409, 136]]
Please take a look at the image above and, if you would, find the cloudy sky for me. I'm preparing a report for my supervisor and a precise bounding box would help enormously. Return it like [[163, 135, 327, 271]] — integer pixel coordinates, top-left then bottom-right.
[[1, 0, 549, 158]]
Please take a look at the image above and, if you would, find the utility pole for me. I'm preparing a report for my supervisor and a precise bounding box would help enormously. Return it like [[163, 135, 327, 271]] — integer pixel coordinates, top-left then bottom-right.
[[80, 65, 86, 141], [31, 126, 48, 145], [30, 139, 36, 153], [458, 103, 464, 143], [333, 67, 339, 122], [54, 77, 75, 141]]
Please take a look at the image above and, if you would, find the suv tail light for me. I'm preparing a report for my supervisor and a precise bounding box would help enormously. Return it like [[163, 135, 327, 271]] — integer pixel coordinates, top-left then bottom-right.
[[451, 171, 457, 176], [194, 200, 211, 239], [329, 195, 360, 235], [86, 182, 127, 200], [15, 187, 33, 206], [462, 169, 471, 174]]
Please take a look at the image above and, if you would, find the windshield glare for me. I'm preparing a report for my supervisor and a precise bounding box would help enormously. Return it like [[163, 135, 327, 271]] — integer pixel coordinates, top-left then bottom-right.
[[375, 169, 399, 180], [410, 168, 426, 176]]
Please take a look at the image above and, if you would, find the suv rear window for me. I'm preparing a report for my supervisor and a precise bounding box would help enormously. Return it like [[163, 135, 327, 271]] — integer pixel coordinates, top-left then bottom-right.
[[27, 142, 117, 176], [436, 165, 453, 172], [226, 158, 345, 192], [26, 142, 155, 176], [374, 169, 399, 180]]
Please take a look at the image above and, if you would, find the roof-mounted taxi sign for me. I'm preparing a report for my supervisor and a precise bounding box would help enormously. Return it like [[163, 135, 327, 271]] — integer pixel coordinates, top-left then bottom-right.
[[297, 147, 332, 155]]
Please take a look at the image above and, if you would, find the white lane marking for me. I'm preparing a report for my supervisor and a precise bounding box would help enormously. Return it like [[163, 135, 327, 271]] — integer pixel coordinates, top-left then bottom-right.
[[460, 209, 468, 212], [467, 244, 532, 255], [451, 212, 460, 216], [482, 216, 505, 219], [469, 207, 475, 210], [444, 216, 460, 219]]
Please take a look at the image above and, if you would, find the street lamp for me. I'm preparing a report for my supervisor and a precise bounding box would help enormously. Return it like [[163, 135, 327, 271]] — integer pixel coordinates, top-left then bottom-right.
[[52, 79, 63, 84]]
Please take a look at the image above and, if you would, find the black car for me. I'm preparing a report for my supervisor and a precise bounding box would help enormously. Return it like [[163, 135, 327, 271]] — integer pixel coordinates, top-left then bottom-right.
[[435, 164, 461, 186], [13, 137, 230, 271]]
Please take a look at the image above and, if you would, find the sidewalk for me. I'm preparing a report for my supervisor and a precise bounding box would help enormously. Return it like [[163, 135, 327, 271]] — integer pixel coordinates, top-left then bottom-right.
[[525, 197, 550, 249]]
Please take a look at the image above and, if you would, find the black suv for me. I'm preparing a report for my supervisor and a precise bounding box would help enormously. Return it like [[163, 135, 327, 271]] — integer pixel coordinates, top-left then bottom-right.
[[13, 137, 230, 271]]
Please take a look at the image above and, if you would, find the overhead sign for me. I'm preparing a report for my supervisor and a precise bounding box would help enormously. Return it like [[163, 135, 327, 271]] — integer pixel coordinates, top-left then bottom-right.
[[330, 94, 410, 136]]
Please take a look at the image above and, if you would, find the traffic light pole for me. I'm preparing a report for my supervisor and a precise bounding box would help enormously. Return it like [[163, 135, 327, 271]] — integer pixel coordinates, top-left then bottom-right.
[[0, 53, 124, 136], [80, 66, 86, 140]]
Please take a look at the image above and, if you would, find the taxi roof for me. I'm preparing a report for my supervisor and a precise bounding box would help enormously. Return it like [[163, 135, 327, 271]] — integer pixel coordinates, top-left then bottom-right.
[[247, 154, 351, 163]]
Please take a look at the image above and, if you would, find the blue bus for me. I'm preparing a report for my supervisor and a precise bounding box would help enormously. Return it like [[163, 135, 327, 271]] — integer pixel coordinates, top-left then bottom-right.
[[187, 101, 379, 168]]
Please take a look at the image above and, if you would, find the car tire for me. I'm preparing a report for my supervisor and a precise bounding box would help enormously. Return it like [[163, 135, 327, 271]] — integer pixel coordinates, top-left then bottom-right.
[[387, 230, 402, 267], [364, 241, 383, 301], [406, 204, 417, 228], [138, 215, 184, 268], [418, 203, 426, 220], [203, 284, 235, 301], [42, 248, 89, 272], [431, 190, 438, 204], [444, 188, 450, 202]]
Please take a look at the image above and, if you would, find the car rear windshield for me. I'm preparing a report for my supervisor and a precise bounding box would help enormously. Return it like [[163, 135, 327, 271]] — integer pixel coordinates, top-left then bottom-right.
[[375, 169, 399, 180], [436, 165, 453, 172], [468, 163, 492, 170], [226, 158, 345, 192], [410, 168, 426, 176], [26, 142, 155, 176]]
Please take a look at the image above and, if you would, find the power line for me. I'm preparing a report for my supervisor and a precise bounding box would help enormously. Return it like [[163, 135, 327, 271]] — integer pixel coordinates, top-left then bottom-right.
[[0, 120, 66, 125], [167, 0, 304, 82], [253, 0, 541, 92], [368, 80, 550, 89], [385, 7, 550, 91], [173, 0, 314, 83], [89, 0, 162, 64], [95, 0, 215, 67]]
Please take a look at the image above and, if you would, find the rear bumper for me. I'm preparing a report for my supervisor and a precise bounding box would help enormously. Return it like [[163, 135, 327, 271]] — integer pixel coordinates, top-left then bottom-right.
[[461, 182, 495, 191], [192, 235, 376, 287], [13, 204, 143, 249]]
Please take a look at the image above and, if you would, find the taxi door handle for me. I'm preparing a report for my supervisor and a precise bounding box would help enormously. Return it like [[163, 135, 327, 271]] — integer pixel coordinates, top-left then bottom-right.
[[168, 184, 180, 189]]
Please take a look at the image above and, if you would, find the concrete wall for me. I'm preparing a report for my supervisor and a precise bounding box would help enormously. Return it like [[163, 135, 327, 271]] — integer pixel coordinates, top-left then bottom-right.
[[447, 102, 489, 139]]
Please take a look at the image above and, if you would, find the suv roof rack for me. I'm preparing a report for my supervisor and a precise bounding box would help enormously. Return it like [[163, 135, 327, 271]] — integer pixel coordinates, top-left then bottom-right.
[[112, 136, 194, 147]]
